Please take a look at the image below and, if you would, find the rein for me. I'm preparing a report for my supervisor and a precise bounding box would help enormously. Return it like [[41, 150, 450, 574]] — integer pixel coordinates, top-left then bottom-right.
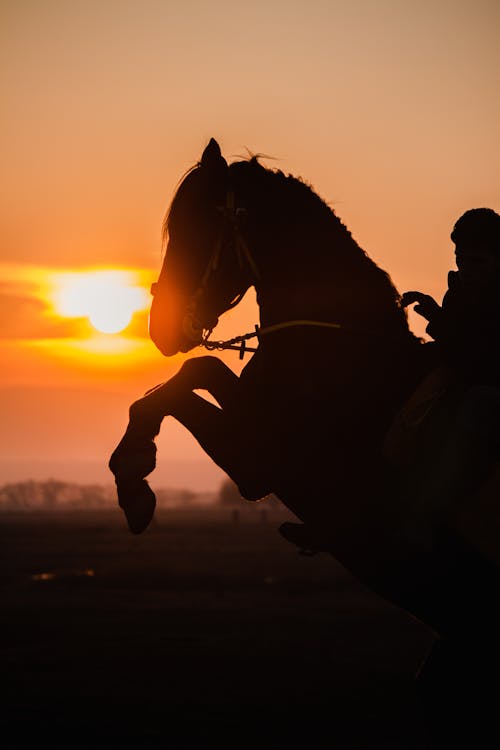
[[201, 316, 406, 359], [201, 319, 343, 359]]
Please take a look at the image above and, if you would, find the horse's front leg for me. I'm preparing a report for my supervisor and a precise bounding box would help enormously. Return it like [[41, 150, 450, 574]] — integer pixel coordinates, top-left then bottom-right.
[[109, 356, 269, 533]]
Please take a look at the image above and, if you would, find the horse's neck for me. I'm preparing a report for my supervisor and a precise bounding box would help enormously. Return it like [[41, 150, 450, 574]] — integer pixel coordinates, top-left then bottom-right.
[[255, 273, 399, 333], [253, 252, 347, 328], [243, 183, 420, 359], [253, 258, 430, 396], [250, 224, 387, 330]]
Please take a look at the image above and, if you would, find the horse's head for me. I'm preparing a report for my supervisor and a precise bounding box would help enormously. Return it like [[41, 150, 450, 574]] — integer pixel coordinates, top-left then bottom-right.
[[149, 139, 257, 356], [150, 138, 414, 356]]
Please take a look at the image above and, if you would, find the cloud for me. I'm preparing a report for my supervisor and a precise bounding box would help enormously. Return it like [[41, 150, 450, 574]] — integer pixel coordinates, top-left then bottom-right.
[[0, 283, 85, 340]]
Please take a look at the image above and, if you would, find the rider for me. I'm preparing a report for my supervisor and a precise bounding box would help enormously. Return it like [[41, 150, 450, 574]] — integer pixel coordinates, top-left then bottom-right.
[[401, 207, 500, 533], [402, 207, 500, 385]]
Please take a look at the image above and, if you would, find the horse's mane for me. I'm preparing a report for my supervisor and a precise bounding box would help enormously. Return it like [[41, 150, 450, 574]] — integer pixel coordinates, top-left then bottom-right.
[[229, 158, 414, 338]]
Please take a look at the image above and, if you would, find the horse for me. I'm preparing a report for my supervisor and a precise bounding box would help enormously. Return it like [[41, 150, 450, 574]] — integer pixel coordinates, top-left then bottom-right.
[[109, 139, 499, 745]]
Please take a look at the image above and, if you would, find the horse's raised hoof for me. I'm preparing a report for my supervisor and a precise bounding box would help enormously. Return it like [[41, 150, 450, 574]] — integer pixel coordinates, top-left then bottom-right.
[[109, 437, 157, 482], [116, 479, 156, 534]]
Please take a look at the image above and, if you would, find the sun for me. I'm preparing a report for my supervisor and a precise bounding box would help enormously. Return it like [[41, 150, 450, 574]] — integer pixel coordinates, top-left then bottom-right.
[[53, 270, 150, 334]]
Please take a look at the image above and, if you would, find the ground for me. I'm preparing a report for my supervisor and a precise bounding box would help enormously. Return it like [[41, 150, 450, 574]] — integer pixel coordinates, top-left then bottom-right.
[[1, 506, 433, 748]]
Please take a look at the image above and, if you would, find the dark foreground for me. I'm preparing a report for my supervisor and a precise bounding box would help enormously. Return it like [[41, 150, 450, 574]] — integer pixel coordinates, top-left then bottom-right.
[[1, 506, 434, 749]]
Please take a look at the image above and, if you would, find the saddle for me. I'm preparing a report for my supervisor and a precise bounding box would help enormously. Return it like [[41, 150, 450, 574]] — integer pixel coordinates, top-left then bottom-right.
[[383, 366, 500, 567]]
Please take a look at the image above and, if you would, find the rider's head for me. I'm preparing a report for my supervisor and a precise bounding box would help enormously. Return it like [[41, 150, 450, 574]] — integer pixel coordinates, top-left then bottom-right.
[[451, 208, 500, 295]]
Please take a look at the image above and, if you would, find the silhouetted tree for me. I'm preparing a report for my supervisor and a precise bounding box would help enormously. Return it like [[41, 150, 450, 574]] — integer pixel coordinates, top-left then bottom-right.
[[218, 479, 243, 506], [39, 479, 67, 509]]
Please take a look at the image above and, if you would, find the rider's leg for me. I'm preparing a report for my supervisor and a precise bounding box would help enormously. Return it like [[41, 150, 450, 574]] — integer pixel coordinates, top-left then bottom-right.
[[410, 385, 500, 536]]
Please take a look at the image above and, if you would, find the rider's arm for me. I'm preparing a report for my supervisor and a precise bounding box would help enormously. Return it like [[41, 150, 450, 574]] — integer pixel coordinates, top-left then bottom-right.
[[401, 290, 443, 339]]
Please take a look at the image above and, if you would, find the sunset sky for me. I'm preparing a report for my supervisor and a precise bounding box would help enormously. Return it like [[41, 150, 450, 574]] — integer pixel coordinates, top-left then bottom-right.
[[1, 0, 499, 490]]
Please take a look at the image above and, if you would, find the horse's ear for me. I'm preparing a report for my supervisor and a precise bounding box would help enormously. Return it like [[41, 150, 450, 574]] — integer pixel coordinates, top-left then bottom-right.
[[200, 138, 227, 170]]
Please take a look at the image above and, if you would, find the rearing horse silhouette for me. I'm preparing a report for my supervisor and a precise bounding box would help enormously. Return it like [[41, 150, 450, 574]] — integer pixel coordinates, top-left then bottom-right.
[[110, 139, 499, 745]]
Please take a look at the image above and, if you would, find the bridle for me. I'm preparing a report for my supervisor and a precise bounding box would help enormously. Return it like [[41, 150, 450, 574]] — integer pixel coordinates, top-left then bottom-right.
[[163, 188, 261, 347], [202, 320, 345, 359], [200, 189, 260, 290]]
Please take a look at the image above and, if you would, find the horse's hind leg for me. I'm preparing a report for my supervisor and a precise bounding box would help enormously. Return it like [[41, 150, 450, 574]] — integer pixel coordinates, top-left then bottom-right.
[[417, 635, 499, 747], [415, 530, 500, 747]]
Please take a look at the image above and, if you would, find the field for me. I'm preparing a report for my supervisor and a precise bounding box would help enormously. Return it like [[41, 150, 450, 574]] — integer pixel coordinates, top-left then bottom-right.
[[2, 505, 434, 748]]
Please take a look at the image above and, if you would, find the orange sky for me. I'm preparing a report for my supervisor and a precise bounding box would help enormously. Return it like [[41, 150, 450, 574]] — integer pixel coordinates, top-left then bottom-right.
[[1, 0, 499, 489]]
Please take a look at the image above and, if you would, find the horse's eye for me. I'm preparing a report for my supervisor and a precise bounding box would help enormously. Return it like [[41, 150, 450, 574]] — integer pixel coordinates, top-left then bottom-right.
[[150, 283, 158, 296]]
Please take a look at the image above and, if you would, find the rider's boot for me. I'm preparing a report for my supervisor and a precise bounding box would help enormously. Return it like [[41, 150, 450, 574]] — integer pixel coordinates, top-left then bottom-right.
[[407, 385, 500, 540]]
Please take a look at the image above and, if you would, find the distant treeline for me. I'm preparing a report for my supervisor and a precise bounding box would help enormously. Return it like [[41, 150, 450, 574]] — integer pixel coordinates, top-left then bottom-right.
[[0, 479, 282, 511], [0, 479, 215, 511]]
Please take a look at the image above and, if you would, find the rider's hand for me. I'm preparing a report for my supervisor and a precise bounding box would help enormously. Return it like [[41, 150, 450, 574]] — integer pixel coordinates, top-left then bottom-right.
[[401, 291, 441, 322]]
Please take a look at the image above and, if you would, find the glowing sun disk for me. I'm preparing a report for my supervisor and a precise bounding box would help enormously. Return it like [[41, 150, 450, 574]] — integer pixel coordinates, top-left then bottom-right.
[[53, 270, 149, 334]]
